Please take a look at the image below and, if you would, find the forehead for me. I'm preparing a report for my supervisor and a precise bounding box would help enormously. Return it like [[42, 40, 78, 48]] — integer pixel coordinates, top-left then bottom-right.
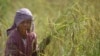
[[22, 19, 32, 22], [19, 19, 32, 25]]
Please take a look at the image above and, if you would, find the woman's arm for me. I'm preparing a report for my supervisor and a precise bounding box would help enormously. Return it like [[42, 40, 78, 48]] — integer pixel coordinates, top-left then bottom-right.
[[32, 32, 38, 56], [5, 37, 19, 56]]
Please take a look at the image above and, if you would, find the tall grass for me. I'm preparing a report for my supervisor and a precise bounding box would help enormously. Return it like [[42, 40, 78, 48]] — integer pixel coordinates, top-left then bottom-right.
[[0, 0, 100, 56]]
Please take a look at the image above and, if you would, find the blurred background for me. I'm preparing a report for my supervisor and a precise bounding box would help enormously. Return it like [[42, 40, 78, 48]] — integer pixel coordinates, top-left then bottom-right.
[[0, 0, 100, 56]]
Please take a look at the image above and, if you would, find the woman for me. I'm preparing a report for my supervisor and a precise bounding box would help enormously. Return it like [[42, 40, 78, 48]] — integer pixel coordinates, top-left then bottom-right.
[[5, 8, 38, 56]]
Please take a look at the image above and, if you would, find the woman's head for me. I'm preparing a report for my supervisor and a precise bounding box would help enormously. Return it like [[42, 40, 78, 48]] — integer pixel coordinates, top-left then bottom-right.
[[15, 8, 33, 26], [15, 8, 33, 37], [7, 8, 34, 36]]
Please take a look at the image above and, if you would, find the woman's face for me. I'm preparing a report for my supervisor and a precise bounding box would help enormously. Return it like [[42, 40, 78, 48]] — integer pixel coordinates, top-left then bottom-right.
[[17, 19, 32, 37]]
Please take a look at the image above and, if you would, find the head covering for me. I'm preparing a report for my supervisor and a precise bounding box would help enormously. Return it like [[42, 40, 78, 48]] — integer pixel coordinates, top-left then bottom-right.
[[7, 8, 34, 36]]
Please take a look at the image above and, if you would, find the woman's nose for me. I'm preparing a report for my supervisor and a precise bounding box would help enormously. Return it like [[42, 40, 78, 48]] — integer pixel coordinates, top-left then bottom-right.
[[24, 23, 28, 27]]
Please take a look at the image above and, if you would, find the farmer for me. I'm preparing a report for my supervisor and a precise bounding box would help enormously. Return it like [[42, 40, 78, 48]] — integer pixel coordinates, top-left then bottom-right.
[[5, 8, 38, 56]]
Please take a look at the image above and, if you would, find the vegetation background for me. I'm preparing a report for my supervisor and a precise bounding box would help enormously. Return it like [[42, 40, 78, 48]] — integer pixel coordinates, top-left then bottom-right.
[[0, 0, 100, 56]]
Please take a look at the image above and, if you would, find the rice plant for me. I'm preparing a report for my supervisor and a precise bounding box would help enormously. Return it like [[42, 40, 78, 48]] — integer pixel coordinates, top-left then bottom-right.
[[0, 0, 100, 56]]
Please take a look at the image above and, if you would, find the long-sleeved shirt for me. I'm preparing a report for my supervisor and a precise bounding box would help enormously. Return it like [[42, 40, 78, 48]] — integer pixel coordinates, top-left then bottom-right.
[[5, 29, 37, 56]]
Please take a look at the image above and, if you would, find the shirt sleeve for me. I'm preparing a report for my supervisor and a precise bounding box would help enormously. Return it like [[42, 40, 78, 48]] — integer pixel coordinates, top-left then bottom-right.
[[5, 37, 19, 56], [32, 32, 38, 56]]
